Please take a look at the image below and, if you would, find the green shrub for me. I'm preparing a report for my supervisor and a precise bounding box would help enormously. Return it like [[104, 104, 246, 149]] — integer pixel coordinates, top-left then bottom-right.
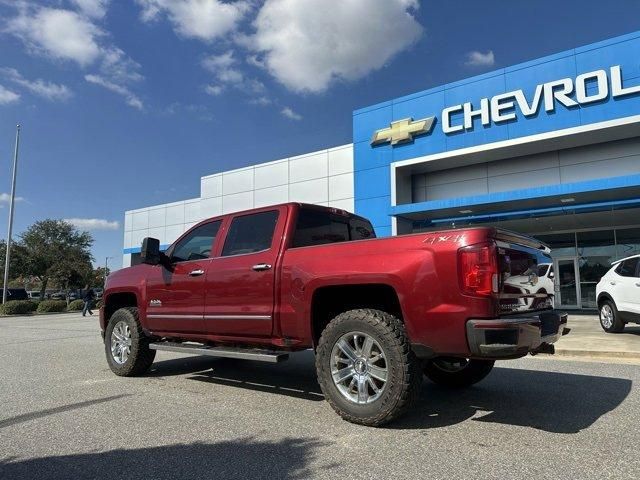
[[95, 300, 103, 309], [67, 299, 84, 311], [37, 300, 68, 313], [0, 300, 38, 315]]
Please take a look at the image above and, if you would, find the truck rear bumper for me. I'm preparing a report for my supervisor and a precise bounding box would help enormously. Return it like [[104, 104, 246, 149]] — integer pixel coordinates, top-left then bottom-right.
[[466, 311, 569, 358]]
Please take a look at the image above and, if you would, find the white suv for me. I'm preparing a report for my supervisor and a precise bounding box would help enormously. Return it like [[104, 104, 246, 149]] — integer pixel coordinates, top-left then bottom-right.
[[596, 254, 640, 333]]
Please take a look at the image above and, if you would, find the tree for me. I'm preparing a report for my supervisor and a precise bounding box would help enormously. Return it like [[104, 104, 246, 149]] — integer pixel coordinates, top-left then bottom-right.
[[19, 220, 94, 300], [0, 239, 29, 287], [91, 266, 110, 288]]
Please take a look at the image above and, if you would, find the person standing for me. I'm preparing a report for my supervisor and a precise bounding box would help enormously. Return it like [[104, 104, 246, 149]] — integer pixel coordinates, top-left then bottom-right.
[[82, 285, 95, 317]]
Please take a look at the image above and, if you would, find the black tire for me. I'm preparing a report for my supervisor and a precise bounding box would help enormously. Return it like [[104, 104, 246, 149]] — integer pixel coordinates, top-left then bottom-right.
[[423, 358, 494, 388], [315, 309, 422, 427], [599, 299, 625, 333], [105, 307, 156, 376]]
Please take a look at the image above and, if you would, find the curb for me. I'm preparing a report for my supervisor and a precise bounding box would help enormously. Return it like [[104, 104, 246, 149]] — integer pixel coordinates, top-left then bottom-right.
[[0, 311, 84, 318], [554, 348, 640, 360]]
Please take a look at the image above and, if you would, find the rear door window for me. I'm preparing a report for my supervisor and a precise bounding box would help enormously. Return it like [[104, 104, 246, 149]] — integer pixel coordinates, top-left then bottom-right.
[[222, 210, 279, 256]]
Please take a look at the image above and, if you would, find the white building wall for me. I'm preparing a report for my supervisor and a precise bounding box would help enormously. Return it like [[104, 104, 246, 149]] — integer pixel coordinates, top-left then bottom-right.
[[123, 144, 354, 267]]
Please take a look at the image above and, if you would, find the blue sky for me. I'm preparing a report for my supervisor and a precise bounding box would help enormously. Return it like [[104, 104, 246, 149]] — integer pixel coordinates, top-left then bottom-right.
[[0, 0, 639, 270]]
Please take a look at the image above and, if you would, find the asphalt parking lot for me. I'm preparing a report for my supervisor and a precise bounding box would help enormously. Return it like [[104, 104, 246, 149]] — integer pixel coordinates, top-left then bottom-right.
[[1, 313, 639, 480]]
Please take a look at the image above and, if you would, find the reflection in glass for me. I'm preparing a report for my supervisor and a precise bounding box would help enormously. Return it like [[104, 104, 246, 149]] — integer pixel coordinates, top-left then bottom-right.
[[557, 259, 577, 307], [535, 232, 576, 258], [577, 230, 616, 308], [616, 228, 640, 259]]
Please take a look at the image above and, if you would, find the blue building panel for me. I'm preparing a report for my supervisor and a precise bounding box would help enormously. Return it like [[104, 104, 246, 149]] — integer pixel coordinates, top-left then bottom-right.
[[355, 196, 392, 230], [354, 165, 390, 201], [352, 30, 640, 235]]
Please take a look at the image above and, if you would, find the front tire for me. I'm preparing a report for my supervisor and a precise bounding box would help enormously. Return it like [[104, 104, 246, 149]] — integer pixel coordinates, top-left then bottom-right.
[[105, 307, 156, 376], [423, 358, 494, 388], [599, 300, 625, 333], [315, 309, 422, 427]]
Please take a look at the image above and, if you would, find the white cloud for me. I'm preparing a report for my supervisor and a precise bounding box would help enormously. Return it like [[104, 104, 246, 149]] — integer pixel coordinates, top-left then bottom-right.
[[71, 0, 110, 19], [85, 74, 144, 109], [202, 51, 244, 83], [281, 107, 302, 121], [0, 84, 20, 105], [136, 0, 250, 42], [249, 96, 271, 106], [6, 7, 102, 66], [4, 4, 144, 109], [63, 218, 120, 231], [248, 0, 423, 93], [0, 67, 72, 101], [0, 193, 25, 203], [204, 84, 223, 96], [100, 47, 144, 84], [464, 50, 495, 67]]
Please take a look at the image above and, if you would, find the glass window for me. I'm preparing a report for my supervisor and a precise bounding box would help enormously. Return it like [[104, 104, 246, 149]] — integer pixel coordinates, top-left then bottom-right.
[[534, 232, 576, 258], [577, 230, 616, 308], [537, 264, 549, 276], [350, 217, 376, 241], [616, 228, 640, 259], [222, 211, 279, 256], [616, 258, 639, 277], [291, 209, 376, 248], [171, 221, 221, 263]]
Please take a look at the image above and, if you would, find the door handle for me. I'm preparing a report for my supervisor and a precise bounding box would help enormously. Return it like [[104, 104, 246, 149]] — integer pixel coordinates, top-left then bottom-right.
[[189, 269, 205, 276], [252, 263, 272, 272], [636, 282, 640, 287], [610, 281, 616, 285]]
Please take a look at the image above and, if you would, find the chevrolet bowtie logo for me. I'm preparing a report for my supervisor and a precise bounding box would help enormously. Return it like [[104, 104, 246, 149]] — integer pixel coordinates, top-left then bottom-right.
[[370, 117, 436, 146]]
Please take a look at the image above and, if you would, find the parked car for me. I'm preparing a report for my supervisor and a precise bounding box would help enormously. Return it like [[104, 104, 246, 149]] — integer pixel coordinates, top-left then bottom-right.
[[100, 203, 569, 426], [502, 262, 555, 312], [68, 291, 81, 301], [0, 288, 29, 303], [27, 291, 42, 300], [596, 254, 640, 332]]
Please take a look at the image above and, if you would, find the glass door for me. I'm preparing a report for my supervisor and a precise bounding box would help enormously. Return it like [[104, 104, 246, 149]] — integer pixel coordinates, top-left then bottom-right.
[[553, 258, 580, 309]]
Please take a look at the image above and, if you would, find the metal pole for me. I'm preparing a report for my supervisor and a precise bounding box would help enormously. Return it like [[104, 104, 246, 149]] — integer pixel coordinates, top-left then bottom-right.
[[3, 125, 21, 304], [104, 256, 112, 289]]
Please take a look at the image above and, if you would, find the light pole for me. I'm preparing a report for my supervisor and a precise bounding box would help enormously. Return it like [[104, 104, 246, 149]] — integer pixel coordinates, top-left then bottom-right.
[[104, 256, 114, 289], [3, 125, 21, 304]]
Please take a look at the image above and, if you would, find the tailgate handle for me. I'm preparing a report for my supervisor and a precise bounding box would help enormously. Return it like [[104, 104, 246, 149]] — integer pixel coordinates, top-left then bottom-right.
[[252, 263, 272, 272]]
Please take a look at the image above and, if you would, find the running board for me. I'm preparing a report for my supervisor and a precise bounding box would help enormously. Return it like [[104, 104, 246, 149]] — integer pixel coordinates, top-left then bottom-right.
[[149, 342, 289, 363]]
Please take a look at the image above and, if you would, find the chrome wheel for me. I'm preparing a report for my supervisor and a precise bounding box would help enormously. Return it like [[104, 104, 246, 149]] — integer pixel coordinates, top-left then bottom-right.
[[110, 321, 132, 365], [330, 331, 388, 405], [432, 357, 470, 373], [601, 304, 614, 329]]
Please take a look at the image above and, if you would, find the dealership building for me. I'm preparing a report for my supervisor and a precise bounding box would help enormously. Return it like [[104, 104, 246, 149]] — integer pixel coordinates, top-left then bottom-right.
[[123, 30, 640, 310]]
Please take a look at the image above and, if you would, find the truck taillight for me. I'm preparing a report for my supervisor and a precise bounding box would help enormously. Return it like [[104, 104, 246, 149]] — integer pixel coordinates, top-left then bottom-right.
[[458, 242, 498, 297]]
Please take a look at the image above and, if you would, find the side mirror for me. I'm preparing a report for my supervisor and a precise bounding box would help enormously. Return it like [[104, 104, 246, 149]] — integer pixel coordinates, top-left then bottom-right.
[[141, 237, 161, 265], [549, 271, 554, 279]]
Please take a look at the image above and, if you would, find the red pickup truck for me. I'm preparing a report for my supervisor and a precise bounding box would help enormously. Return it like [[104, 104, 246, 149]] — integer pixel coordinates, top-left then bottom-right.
[[101, 203, 568, 426]]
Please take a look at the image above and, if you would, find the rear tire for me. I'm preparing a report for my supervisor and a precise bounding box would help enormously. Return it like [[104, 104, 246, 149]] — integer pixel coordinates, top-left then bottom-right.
[[315, 309, 422, 427], [105, 307, 156, 376], [599, 300, 625, 333], [423, 358, 494, 388]]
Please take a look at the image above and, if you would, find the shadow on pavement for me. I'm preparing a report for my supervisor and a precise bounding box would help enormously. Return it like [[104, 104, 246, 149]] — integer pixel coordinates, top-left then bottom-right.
[[146, 351, 632, 433], [620, 325, 640, 336], [0, 437, 324, 480], [188, 352, 324, 402], [395, 367, 632, 433], [0, 395, 130, 430]]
